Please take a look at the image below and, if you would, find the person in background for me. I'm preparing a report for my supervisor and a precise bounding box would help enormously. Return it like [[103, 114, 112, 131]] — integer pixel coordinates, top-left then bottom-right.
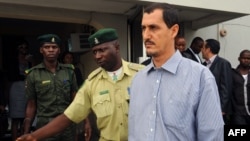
[[16, 28, 144, 141], [174, 35, 186, 53], [128, 3, 224, 141], [182, 36, 204, 63], [61, 51, 84, 87], [7, 39, 33, 141], [201, 38, 233, 124], [231, 49, 250, 125], [61, 51, 98, 141], [22, 34, 78, 141]]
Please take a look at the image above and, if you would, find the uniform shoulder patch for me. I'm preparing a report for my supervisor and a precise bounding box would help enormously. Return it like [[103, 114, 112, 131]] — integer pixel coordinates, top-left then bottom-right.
[[128, 63, 145, 72], [88, 67, 102, 80], [25, 68, 34, 75], [61, 64, 75, 70], [25, 65, 41, 75]]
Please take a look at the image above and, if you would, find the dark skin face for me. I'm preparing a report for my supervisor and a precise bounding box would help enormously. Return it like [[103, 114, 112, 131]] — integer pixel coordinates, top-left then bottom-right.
[[18, 43, 29, 55], [63, 53, 73, 64], [92, 40, 122, 71], [175, 37, 186, 52], [40, 43, 60, 63], [191, 40, 204, 54], [239, 51, 250, 69]]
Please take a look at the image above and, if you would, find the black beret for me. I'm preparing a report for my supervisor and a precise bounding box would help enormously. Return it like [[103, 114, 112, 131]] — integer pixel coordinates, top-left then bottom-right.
[[88, 28, 118, 47], [37, 34, 61, 46]]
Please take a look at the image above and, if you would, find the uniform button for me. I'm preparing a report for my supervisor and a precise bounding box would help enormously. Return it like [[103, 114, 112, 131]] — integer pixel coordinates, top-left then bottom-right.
[[120, 123, 123, 125]]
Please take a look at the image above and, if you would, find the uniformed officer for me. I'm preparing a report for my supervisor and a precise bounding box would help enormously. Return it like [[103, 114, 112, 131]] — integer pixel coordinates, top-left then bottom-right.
[[22, 34, 78, 141], [17, 28, 144, 141]]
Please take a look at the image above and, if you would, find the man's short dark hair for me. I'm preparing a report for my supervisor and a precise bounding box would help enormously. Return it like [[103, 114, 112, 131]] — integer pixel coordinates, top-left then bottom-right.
[[205, 39, 220, 54], [144, 3, 179, 28]]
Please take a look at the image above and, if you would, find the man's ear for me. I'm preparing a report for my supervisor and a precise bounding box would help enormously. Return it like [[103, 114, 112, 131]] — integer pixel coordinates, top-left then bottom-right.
[[171, 24, 179, 38], [113, 40, 120, 52]]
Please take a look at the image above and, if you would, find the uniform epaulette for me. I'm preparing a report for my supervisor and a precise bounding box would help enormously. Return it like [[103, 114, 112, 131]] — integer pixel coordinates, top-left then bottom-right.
[[88, 67, 102, 80], [25, 67, 35, 75], [128, 63, 145, 72]]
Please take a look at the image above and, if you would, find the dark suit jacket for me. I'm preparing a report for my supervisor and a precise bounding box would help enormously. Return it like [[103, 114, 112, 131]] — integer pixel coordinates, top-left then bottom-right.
[[182, 48, 201, 63], [204, 56, 233, 113]]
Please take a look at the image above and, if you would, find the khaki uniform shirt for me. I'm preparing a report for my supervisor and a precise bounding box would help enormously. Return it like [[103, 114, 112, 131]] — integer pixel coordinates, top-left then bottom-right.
[[64, 60, 144, 141], [25, 63, 78, 117]]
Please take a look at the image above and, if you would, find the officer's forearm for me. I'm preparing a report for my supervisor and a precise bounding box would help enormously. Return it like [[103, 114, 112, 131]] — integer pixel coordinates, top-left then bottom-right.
[[31, 114, 73, 140], [23, 100, 36, 134], [23, 118, 32, 134]]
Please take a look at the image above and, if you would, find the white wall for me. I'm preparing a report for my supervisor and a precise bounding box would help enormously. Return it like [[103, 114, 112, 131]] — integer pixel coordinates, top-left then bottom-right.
[[142, 0, 250, 13], [185, 15, 250, 68]]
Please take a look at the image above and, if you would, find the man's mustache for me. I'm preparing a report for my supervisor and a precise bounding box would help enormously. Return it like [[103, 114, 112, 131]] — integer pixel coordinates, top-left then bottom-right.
[[144, 40, 155, 45]]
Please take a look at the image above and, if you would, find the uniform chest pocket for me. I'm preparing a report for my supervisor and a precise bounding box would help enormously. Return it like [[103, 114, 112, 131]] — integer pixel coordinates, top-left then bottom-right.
[[35, 82, 51, 94], [58, 80, 71, 94], [56, 80, 71, 102], [92, 94, 113, 118]]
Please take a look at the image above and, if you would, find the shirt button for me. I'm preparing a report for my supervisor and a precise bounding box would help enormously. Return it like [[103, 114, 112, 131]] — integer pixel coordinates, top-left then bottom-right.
[[120, 123, 123, 125], [156, 80, 159, 83], [150, 128, 154, 132]]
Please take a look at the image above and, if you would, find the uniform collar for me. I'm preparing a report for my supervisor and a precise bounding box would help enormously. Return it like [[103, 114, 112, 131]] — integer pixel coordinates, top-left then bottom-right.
[[99, 59, 131, 79], [38, 62, 62, 71]]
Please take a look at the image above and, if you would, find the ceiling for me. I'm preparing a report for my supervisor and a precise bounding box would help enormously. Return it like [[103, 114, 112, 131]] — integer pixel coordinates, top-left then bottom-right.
[[0, 0, 248, 29]]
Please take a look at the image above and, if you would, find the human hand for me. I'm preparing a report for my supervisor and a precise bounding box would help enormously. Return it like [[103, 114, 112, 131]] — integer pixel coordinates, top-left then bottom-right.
[[84, 118, 92, 141], [16, 134, 37, 141]]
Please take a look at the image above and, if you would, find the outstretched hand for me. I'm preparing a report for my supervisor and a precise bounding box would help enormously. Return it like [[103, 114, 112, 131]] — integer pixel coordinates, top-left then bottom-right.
[[16, 134, 37, 141]]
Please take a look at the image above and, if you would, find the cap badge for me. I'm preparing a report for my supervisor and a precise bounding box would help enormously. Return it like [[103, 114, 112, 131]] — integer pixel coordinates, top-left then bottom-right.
[[51, 37, 55, 43], [94, 38, 99, 44]]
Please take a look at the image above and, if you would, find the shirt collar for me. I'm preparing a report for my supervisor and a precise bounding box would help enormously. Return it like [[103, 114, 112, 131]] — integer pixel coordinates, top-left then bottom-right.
[[145, 51, 182, 74], [100, 59, 131, 79], [39, 62, 61, 70], [207, 55, 217, 64]]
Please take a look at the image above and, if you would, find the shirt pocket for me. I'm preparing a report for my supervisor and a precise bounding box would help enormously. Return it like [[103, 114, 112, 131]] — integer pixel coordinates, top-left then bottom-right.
[[58, 80, 71, 102], [92, 94, 113, 118], [35, 82, 51, 94]]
